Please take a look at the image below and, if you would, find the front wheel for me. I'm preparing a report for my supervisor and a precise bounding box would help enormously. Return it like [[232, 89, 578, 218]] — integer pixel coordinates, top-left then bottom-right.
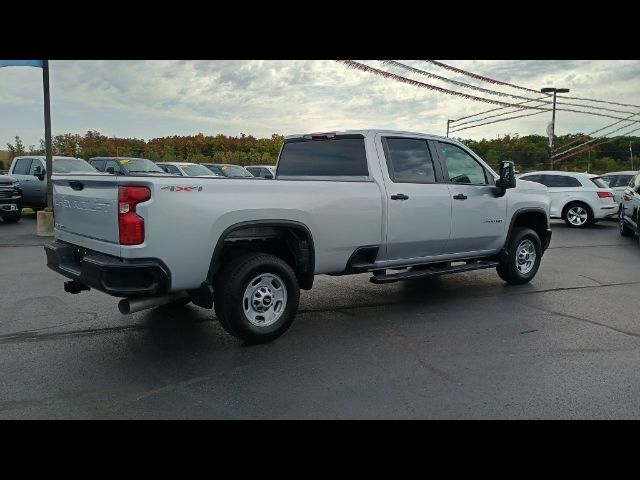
[[214, 253, 300, 344], [497, 227, 542, 285]]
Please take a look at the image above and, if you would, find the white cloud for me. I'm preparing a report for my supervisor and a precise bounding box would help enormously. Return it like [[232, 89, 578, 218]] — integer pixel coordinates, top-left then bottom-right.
[[1, 59, 639, 148]]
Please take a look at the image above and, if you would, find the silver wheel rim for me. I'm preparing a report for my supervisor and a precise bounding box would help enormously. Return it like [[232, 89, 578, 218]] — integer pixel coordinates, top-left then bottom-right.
[[516, 239, 536, 275], [242, 273, 287, 327], [567, 206, 588, 226]]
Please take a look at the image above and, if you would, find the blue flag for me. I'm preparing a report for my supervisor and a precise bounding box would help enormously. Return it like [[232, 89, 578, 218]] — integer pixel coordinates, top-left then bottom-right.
[[0, 60, 43, 68]]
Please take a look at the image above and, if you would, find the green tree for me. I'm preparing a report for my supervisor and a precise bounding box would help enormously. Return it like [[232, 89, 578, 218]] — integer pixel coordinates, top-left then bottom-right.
[[6, 135, 26, 159]]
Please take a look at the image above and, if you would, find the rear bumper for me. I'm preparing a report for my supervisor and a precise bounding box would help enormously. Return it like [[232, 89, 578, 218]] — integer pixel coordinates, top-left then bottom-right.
[[44, 240, 170, 297], [595, 203, 619, 219]]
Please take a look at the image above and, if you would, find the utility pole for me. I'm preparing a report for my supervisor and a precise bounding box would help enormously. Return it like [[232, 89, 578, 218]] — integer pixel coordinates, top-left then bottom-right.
[[630, 141, 634, 170], [446, 119, 452, 138], [42, 60, 53, 211], [541, 87, 570, 171], [587, 150, 590, 173]]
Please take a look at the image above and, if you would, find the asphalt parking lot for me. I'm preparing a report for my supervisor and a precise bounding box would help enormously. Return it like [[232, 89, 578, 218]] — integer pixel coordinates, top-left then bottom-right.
[[1, 213, 639, 419]]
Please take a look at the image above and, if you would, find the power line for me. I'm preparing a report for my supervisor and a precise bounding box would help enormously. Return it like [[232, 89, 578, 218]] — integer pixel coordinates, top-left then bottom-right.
[[423, 60, 539, 93], [425, 60, 640, 109], [452, 97, 549, 123], [553, 119, 640, 158], [387, 61, 637, 116], [450, 111, 548, 134], [382, 60, 548, 102], [555, 110, 640, 151], [452, 106, 550, 128], [338, 61, 541, 109], [553, 125, 640, 164], [339, 61, 640, 126]]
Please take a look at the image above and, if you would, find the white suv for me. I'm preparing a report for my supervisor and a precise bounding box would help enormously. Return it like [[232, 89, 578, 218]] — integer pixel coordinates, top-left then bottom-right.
[[600, 171, 637, 205], [519, 171, 617, 228]]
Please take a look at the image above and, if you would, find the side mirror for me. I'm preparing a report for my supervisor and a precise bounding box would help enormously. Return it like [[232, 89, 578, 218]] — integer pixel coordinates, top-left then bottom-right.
[[106, 166, 115, 174], [496, 161, 516, 189]]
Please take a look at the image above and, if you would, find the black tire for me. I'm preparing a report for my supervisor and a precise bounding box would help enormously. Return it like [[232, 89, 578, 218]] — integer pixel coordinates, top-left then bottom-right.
[[1, 215, 21, 223], [562, 202, 593, 228], [619, 208, 634, 237], [214, 253, 300, 344], [497, 227, 542, 285]]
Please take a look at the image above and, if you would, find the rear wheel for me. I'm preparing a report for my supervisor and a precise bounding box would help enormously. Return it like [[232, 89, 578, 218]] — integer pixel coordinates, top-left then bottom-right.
[[214, 253, 300, 344], [620, 209, 634, 237], [563, 202, 593, 228], [497, 227, 542, 285]]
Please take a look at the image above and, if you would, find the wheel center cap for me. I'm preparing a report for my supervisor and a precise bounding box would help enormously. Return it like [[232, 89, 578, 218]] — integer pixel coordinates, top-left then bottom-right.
[[263, 296, 272, 306]]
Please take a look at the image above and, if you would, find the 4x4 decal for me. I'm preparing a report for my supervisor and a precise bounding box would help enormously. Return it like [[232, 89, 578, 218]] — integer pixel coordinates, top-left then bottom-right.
[[161, 185, 203, 192]]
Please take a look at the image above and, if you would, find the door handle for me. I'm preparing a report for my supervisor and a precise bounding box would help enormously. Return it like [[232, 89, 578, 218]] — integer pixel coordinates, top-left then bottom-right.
[[453, 193, 468, 200], [391, 194, 409, 200]]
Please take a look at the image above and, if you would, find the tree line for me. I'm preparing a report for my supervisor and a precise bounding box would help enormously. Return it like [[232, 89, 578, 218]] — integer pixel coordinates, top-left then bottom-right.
[[3, 131, 639, 175]]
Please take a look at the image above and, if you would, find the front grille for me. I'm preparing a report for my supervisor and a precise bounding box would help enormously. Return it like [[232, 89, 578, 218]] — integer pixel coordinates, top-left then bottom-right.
[[0, 185, 15, 199]]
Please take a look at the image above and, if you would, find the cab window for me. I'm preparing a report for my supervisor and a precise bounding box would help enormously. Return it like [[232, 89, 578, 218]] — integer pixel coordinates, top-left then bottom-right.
[[439, 142, 488, 185]]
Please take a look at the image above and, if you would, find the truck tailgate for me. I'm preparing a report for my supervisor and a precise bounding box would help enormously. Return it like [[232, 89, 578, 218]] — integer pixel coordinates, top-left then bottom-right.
[[53, 176, 120, 246]]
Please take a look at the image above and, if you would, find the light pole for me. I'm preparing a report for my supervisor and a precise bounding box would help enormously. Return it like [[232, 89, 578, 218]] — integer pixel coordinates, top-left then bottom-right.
[[541, 87, 569, 170], [446, 119, 452, 137]]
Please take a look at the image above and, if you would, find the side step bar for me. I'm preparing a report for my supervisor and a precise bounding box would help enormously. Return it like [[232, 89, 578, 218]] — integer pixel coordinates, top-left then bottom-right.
[[370, 260, 499, 284]]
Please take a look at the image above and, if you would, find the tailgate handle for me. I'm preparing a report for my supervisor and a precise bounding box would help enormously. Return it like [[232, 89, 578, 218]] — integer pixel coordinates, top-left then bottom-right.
[[69, 181, 84, 191]]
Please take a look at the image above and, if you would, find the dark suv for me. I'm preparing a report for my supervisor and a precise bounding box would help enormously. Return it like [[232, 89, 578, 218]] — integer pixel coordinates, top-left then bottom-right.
[[89, 157, 169, 176], [0, 174, 23, 223]]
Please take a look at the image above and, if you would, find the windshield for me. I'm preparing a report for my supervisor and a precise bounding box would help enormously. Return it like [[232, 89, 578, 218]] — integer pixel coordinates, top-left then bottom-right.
[[221, 165, 253, 177], [204, 165, 224, 176], [53, 158, 98, 174], [181, 164, 216, 176], [120, 158, 165, 174]]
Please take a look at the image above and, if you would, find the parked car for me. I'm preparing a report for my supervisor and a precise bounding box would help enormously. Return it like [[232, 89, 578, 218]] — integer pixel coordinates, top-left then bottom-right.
[[0, 173, 22, 223], [599, 171, 637, 205], [619, 171, 640, 239], [89, 157, 170, 176], [518, 171, 617, 228], [7, 156, 98, 209], [245, 165, 275, 178], [45, 130, 552, 344], [202, 163, 254, 178], [156, 162, 221, 177]]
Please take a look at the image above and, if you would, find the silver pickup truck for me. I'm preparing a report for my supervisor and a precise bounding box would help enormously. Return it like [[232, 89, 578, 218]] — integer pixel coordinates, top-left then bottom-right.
[[45, 130, 551, 343]]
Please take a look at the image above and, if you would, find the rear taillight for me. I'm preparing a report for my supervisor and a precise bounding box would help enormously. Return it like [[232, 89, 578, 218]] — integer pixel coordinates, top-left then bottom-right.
[[624, 193, 632, 202], [118, 186, 150, 245], [597, 191, 614, 199]]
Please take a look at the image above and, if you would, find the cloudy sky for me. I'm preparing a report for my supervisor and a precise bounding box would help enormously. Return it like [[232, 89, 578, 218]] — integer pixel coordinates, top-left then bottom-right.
[[1, 60, 638, 148]]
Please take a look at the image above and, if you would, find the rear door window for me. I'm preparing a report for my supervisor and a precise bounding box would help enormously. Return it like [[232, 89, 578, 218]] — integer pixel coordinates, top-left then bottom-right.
[[521, 174, 542, 184], [106, 160, 123, 174], [90, 159, 106, 171], [12, 158, 32, 175], [384, 137, 436, 184], [540, 175, 582, 188], [277, 136, 368, 178], [28, 159, 43, 175]]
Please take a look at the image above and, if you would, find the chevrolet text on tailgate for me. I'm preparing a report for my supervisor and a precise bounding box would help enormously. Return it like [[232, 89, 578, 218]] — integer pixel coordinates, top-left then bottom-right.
[[45, 130, 552, 343]]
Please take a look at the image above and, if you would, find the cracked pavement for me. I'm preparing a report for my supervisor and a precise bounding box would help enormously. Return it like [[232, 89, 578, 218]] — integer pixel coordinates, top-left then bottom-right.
[[1, 213, 640, 419]]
